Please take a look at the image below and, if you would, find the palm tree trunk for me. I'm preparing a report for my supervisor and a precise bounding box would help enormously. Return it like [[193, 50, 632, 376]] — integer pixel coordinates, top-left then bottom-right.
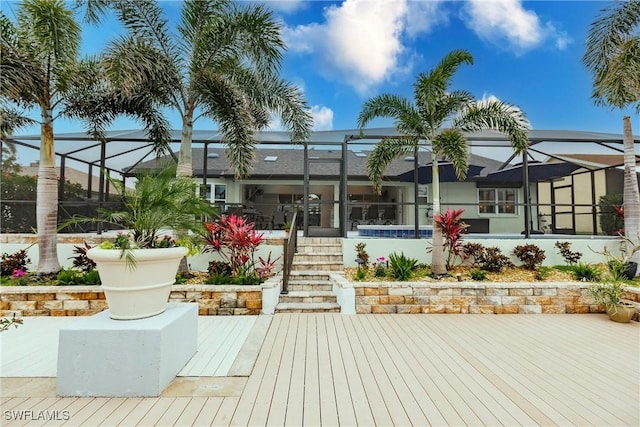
[[431, 151, 446, 275], [177, 118, 193, 177], [622, 116, 640, 272], [36, 109, 61, 274]]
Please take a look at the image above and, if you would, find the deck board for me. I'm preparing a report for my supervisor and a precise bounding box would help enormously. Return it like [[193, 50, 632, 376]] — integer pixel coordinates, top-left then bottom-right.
[[1, 313, 638, 426]]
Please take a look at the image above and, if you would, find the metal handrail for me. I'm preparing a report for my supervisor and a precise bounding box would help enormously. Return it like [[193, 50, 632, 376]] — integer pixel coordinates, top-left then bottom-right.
[[281, 209, 298, 295]]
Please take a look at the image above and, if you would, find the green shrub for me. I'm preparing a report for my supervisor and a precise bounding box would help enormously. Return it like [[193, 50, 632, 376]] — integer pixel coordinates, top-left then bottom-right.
[[607, 258, 633, 281], [572, 263, 602, 282], [374, 265, 387, 278], [535, 266, 554, 281], [512, 244, 546, 270], [208, 260, 232, 276], [354, 267, 367, 281], [56, 268, 101, 286], [389, 252, 417, 281], [470, 269, 487, 281], [206, 273, 231, 285]]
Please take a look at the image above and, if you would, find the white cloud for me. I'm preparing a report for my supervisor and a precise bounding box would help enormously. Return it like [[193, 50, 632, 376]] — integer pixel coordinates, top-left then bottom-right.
[[283, 0, 448, 95], [310, 105, 334, 131], [463, 0, 570, 54]]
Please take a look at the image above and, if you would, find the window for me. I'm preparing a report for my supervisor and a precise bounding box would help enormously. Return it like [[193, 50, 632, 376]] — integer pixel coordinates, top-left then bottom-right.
[[478, 188, 517, 214], [214, 184, 226, 203], [199, 184, 211, 200]]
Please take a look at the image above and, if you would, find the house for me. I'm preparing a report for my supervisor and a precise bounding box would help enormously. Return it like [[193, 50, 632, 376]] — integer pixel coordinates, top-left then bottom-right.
[[132, 146, 552, 235]]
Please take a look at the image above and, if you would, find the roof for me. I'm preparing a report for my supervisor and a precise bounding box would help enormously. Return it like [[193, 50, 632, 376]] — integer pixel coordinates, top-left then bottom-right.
[[5, 127, 638, 177], [131, 147, 505, 181]]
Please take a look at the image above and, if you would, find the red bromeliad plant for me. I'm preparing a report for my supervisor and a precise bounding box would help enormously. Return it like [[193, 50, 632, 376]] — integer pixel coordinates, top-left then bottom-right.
[[432, 208, 469, 269], [202, 215, 265, 276]]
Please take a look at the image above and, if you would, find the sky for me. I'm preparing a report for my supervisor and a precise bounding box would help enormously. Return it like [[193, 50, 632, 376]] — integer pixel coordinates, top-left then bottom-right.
[[4, 0, 640, 165]]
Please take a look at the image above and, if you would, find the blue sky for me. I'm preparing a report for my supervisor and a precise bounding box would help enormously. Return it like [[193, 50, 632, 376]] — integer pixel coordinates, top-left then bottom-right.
[[7, 0, 639, 138]]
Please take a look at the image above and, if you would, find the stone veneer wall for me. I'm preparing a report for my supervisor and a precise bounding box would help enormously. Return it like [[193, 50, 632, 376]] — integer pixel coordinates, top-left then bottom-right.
[[0, 285, 262, 317], [351, 281, 640, 314]]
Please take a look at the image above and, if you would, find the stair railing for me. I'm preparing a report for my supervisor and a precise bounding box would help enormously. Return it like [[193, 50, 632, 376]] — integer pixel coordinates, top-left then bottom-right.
[[281, 209, 298, 295]]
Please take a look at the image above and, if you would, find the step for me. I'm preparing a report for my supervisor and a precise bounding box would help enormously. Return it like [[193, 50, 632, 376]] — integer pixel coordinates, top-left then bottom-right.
[[291, 261, 343, 271], [296, 244, 343, 254], [288, 271, 334, 281], [275, 302, 341, 313], [297, 237, 342, 245], [279, 290, 337, 304], [293, 253, 343, 262], [286, 284, 333, 292]]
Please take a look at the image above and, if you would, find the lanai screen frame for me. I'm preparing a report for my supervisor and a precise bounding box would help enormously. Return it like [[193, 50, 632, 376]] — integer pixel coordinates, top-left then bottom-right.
[[3, 128, 638, 237]]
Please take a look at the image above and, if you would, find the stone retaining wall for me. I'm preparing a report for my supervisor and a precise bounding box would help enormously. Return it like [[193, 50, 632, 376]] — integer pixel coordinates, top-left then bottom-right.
[[345, 280, 640, 314], [0, 285, 262, 317]]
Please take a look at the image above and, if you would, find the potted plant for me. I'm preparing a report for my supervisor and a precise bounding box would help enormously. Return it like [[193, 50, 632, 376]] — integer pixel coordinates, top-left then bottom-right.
[[69, 166, 215, 320], [588, 282, 636, 323]]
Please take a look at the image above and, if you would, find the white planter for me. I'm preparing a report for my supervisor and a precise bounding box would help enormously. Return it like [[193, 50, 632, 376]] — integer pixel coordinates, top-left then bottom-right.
[[87, 246, 188, 320]]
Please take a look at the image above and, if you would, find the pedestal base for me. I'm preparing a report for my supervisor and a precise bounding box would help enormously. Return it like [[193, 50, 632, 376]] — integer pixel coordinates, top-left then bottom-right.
[[57, 303, 198, 397]]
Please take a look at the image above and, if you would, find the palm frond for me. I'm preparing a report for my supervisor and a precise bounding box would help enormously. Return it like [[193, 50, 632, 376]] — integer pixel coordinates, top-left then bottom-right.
[[103, 35, 178, 104], [583, 0, 640, 109], [0, 107, 37, 138], [432, 129, 469, 179], [455, 99, 530, 154], [228, 67, 312, 142], [108, 0, 180, 67], [17, 0, 81, 68], [366, 137, 417, 194], [414, 49, 473, 121], [425, 90, 474, 130], [357, 94, 417, 129]]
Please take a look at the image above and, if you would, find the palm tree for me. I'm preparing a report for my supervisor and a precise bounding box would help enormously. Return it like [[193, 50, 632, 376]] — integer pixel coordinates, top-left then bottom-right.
[[358, 50, 530, 275], [87, 0, 313, 178], [0, 0, 82, 274], [583, 0, 640, 270], [1, 1, 170, 274]]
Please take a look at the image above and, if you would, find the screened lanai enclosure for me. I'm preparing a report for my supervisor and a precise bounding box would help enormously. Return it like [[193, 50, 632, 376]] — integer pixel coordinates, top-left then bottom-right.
[[2, 128, 638, 238]]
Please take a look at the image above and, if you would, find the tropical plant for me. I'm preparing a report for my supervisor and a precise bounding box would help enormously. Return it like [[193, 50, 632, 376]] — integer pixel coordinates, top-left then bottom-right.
[[588, 281, 627, 306], [512, 244, 546, 270], [357, 49, 529, 275], [477, 247, 513, 273], [69, 241, 96, 272], [572, 262, 602, 282], [470, 269, 487, 281], [354, 242, 370, 267], [1, 249, 30, 276], [86, 0, 313, 178], [432, 208, 469, 269], [584, 0, 640, 274], [389, 252, 418, 281], [554, 241, 582, 265], [461, 242, 486, 266], [201, 214, 265, 278], [1, 1, 171, 274], [65, 165, 214, 265]]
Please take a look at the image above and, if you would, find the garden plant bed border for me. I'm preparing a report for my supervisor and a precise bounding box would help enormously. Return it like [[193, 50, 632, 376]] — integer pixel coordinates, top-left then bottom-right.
[[0, 284, 263, 317], [330, 274, 640, 316]]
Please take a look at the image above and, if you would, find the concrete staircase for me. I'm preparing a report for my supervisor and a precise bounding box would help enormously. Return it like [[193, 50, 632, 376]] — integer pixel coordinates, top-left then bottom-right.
[[275, 237, 343, 313]]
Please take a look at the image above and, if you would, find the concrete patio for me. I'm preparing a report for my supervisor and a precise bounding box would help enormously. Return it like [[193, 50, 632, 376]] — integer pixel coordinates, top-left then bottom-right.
[[1, 313, 638, 426]]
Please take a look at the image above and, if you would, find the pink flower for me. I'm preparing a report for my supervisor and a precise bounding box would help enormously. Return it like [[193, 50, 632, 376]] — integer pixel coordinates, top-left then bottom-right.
[[12, 269, 26, 278]]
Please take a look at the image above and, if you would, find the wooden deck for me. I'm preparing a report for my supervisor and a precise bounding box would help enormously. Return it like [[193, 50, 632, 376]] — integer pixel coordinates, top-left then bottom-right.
[[1, 314, 638, 426]]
